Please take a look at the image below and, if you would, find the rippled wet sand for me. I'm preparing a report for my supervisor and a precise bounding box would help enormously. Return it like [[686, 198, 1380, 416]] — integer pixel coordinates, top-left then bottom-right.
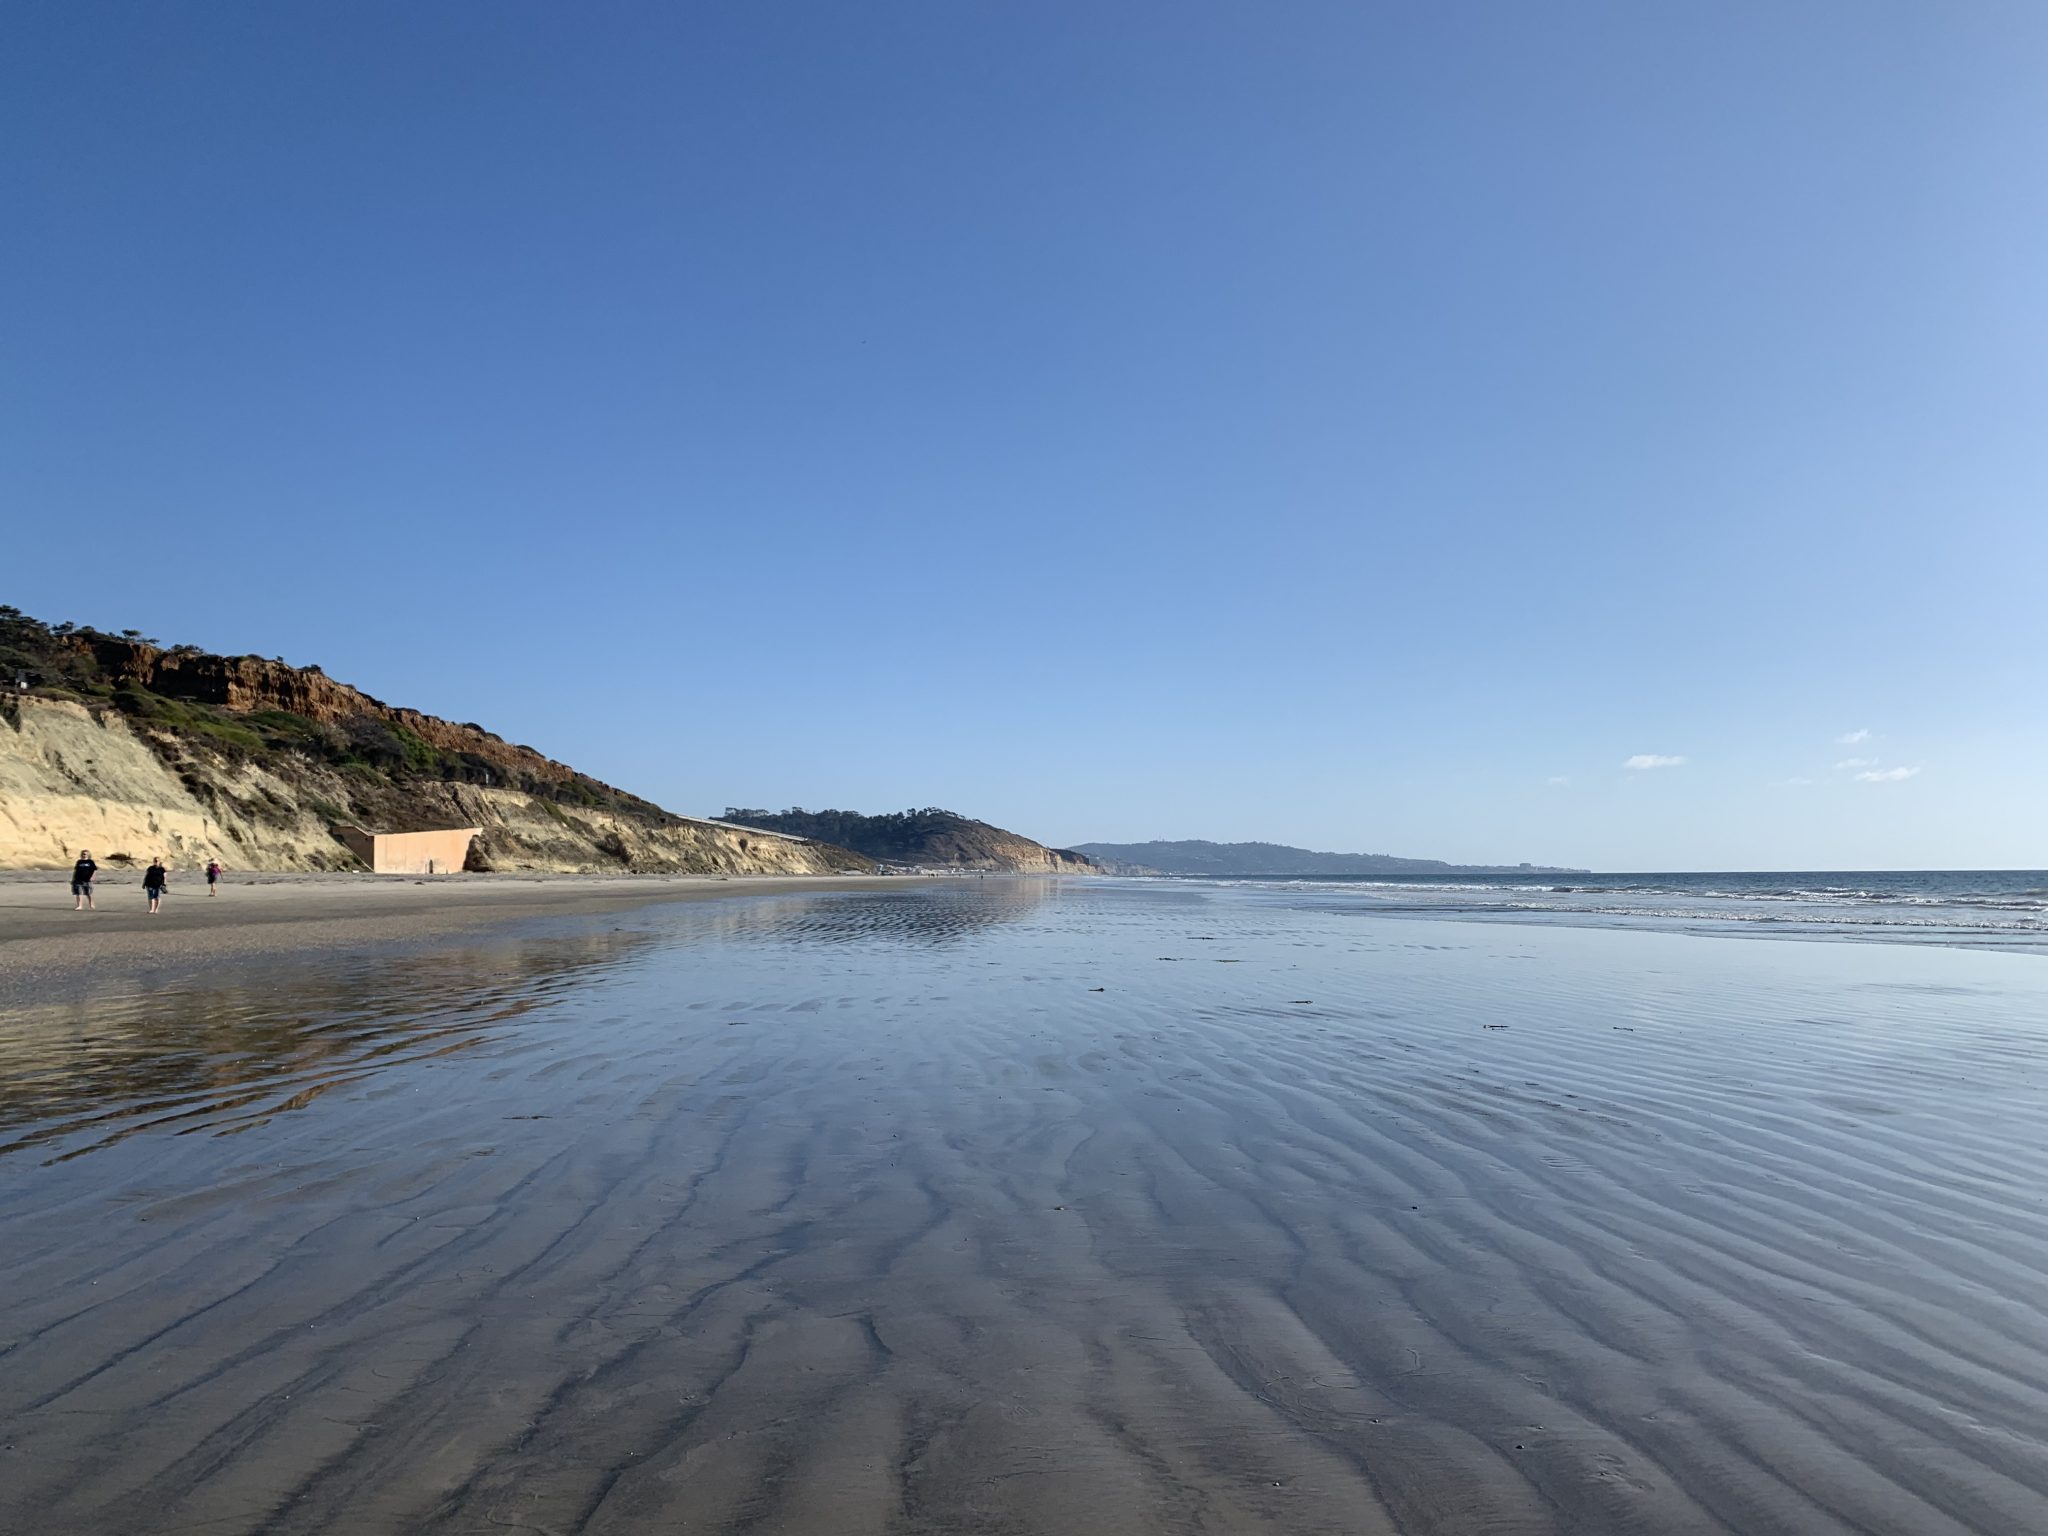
[[4, 881, 2048, 1534]]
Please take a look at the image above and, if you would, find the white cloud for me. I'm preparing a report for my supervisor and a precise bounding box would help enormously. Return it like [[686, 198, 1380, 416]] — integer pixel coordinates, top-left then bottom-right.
[[1837, 728, 1872, 745], [1622, 754, 1685, 770], [1835, 758, 1876, 770], [1855, 766, 1921, 783], [1546, 775, 1570, 786], [1784, 776, 1815, 786]]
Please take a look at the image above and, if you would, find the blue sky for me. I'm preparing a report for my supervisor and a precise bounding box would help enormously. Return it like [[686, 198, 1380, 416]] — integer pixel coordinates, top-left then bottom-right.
[[5, 3, 2045, 870]]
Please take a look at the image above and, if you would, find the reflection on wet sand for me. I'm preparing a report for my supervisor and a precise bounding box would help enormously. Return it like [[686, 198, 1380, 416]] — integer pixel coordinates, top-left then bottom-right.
[[0, 885, 1056, 1166], [0, 930, 654, 1160], [683, 877, 1059, 946], [5, 882, 2048, 1535]]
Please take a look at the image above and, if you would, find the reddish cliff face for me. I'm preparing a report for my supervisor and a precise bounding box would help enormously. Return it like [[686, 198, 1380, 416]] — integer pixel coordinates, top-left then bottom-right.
[[86, 637, 589, 791], [89, 639, 370, 721]]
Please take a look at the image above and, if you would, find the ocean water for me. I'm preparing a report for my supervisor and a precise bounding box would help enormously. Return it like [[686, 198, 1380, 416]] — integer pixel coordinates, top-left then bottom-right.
[[1162, 869, 2048, 951]]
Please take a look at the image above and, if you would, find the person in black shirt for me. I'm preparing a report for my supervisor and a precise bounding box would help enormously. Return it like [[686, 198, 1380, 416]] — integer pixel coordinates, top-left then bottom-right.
[[144, 857, 168, 914], [71, 849, 97, 911]]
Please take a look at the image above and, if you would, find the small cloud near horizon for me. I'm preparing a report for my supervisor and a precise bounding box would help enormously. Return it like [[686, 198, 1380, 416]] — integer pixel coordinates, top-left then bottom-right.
[[1784, 776, 1815, 786], [1622, 754, 1685, 770], [1838, 728, 1872, 745], [1546, 775, 1570, 785], [1855, 766, 1921, 783], [1835, 757, 1875, 770]]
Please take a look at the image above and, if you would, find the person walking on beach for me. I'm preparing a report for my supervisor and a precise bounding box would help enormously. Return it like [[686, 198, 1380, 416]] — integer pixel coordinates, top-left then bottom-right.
[[205, 858, 223, 895], [144, 857, 168, 915], [71, 849, 97, 911]]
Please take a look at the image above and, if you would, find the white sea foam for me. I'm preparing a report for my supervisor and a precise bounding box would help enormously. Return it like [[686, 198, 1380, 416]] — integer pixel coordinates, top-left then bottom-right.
[[1118, 871, 2048, 950]]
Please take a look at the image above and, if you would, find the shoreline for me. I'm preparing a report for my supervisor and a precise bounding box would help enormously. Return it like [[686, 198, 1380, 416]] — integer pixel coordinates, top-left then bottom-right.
[[1122, 871, 2048, 956], [0, 870, 912, 999]]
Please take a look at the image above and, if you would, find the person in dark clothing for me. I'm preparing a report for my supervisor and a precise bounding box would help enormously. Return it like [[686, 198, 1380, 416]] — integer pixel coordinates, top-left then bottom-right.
[[206, 858, 223, 895], [71, 850, 97, 911], [144, 857, 168, 914]]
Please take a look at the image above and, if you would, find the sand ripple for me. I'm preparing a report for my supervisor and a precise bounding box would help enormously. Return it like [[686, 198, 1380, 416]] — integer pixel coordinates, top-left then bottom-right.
[[3, 883, 2047, 1534]]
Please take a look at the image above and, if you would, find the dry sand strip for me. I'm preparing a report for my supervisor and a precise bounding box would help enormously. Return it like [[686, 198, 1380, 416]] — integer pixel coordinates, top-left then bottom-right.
[[0, 870, 904, 999]]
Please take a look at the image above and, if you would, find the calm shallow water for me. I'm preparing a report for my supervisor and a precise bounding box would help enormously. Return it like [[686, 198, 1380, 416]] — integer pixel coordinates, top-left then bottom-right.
[[5, 880, 2048, 1534]]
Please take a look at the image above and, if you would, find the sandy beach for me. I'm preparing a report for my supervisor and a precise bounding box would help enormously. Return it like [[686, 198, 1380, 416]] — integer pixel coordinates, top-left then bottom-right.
[[4, 878, 2047, 1534], [0, 869, 902, 1003]]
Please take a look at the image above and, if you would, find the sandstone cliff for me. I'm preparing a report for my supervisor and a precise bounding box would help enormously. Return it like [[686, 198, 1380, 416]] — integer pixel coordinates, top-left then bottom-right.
[[0, 695, 870, 875], [0, 618, 873, 876]]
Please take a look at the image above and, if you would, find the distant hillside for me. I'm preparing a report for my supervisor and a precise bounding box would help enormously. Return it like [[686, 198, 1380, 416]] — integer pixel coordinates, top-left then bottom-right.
[[723, 808, 1099, 874], [1072, 839, 1583, 878], [0, 608, 874, 875]]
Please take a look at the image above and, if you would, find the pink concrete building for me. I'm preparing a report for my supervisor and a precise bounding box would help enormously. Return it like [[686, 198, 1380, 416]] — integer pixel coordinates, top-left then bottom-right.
[[337, 825, 479, 875]]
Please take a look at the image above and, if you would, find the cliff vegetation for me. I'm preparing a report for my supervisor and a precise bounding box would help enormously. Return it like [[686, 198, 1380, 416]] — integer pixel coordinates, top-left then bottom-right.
[[722, 808, 1099, 874]]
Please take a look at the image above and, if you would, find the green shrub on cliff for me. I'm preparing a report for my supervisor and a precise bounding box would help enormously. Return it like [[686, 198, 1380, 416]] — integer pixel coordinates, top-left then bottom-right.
[[112, 679, 264, 751]]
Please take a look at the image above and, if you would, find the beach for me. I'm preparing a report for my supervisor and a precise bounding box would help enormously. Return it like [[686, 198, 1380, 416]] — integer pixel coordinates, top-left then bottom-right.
[[0, 869, 901, 1003], [4, 877, 2047, 1534]]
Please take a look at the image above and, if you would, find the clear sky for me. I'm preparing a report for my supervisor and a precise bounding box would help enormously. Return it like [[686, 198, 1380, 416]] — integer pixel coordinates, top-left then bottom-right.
[[6, 3, 2045, 871]]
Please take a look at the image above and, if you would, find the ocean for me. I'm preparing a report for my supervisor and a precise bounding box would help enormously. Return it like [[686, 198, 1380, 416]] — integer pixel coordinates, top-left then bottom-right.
[[1165, 868, 2048, 951]]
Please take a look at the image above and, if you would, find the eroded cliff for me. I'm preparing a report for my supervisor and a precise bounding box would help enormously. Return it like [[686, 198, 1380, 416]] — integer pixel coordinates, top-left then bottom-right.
[[0, 620, 873, 875], [0, 696, 870, 875]]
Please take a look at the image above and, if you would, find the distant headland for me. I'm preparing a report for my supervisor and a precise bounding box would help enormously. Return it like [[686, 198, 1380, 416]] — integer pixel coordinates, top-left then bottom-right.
[[1071, 839, 1585, 878], [720, 809, 1096, 875]]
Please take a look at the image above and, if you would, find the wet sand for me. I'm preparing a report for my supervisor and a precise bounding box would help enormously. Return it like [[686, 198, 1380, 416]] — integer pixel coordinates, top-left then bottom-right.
[[4, 880, 2048, 1533], [0, 869, 902, 1001]]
